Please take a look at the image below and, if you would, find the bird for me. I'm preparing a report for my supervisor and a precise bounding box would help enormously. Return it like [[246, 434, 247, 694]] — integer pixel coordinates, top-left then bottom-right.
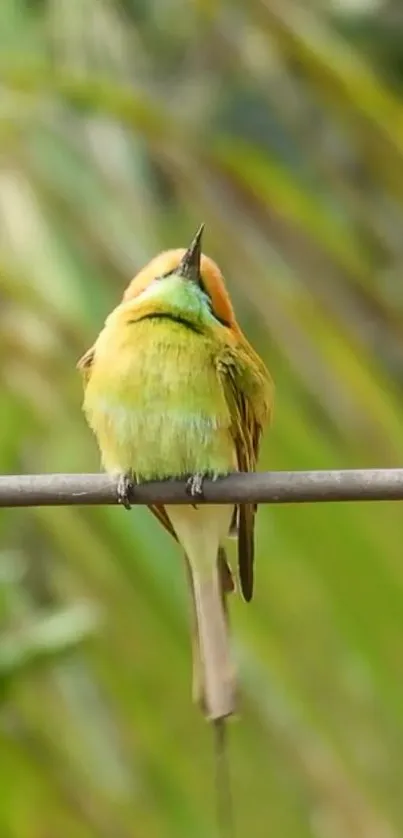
[[77, 225, 273, 725]]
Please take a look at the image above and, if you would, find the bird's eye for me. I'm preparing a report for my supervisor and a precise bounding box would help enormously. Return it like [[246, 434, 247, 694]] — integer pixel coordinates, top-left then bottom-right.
[[156, 270, 174, 281]]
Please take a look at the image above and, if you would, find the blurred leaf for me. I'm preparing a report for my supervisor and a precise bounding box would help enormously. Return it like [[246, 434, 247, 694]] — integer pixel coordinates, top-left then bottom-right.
[[1, 1, 403, 836]]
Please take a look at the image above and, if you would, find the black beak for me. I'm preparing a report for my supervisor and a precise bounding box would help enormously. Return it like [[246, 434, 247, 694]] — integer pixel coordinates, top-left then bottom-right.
[[177, 223, 204, 284]]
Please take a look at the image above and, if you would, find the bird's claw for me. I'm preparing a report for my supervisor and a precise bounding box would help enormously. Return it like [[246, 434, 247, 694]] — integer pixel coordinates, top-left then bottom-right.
[[117, 473, 135, 510], [186, 473, 205, 501]]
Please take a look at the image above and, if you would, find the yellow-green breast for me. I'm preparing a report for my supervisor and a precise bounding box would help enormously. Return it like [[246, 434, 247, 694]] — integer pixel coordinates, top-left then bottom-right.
[[83, 310, 236, 480]]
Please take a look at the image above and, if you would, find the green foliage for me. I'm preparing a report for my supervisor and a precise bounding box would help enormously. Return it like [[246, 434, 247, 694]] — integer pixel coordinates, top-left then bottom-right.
[[1, 0, 403, 835]]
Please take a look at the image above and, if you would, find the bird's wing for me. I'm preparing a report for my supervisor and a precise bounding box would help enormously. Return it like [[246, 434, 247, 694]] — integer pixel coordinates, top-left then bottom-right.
[[217, 337, 273, 602], [77, 345, 96, 385], [150, 505, 177, 539]]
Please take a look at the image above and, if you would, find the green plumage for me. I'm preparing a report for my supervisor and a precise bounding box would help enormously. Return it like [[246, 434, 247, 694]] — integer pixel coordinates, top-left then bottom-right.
[[83, 277, 236, 479], [79, 244, 273, 723]]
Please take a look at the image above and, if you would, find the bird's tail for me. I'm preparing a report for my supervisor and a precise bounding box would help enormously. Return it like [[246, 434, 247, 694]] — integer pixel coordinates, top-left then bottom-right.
[[186, 547, 235, 717], [167, 504, 236, 720], [191, 557, 236, 720], [168, 505, 236, 836]]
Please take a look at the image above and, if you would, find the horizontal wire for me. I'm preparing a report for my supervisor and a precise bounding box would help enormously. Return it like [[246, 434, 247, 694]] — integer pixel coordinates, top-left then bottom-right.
[[0, 469, 403, 507]]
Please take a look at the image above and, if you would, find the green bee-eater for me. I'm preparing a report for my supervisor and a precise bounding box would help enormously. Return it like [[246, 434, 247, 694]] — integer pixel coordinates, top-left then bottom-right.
[[78, 225, 273, 723]]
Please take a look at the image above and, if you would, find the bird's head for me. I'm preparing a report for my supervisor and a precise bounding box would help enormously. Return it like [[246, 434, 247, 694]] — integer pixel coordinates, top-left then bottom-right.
[[122, 225, 236, 328]]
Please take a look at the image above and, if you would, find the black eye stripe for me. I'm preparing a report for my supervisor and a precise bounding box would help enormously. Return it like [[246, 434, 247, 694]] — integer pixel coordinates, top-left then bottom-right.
[[156, 270, 174, 280], [215, 314, 231, 328], [199, 278, 231, 328]]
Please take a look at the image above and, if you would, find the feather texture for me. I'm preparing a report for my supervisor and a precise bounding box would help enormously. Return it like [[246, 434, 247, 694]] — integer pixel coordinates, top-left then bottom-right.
[[77, 241, 273, 719]]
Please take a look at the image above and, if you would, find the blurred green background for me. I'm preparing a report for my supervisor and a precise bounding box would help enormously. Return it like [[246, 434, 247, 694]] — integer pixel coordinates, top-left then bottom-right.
[[1, 0, 403, 835]]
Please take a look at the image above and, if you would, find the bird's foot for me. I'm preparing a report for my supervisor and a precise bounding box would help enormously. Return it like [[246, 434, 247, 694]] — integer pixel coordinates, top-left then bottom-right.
[[186, 473, 206, 500], [117, 472, 136, 510]]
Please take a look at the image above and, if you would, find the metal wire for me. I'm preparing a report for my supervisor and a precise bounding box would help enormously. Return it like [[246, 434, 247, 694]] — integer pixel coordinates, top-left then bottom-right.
[[0, 469, 403, 507]]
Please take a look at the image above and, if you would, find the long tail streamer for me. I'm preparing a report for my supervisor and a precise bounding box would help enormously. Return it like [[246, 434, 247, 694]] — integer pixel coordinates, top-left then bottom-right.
[[213, 719, 234, 838]]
